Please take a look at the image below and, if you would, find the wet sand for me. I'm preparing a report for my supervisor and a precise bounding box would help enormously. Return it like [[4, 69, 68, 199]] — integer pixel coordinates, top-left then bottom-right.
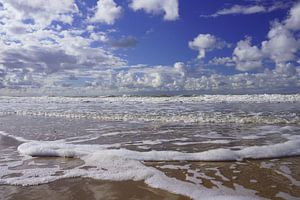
[[1, 157, 299, 200], [147, 157, 300, 199], [0, 178, 189, 200]]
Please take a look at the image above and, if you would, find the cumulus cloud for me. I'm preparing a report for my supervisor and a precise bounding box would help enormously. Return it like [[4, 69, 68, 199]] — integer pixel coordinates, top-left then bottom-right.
[[1, 55, 299, 95], [1, 0, 78, 28], [3, 62, 298, 96], [261, 22, 299, 66], [189, 34, 230, 59], [89, 31, 109, 42], [129, 0, 179, 21], [0, 0, 126, 89], [0, 28, 125, 70], [233, 37, 264, 71], [260, 2, 300, 70], [89, 0, 122, 25], [88, 62, 187, 90], [0, 0, 299, 95], [209, 57, 235, 67], [285, 2, 300, 30], [211, 2, 300, 72]]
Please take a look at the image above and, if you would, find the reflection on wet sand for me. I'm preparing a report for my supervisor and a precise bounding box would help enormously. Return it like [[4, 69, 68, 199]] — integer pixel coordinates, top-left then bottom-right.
[[148, 157, 300, 199], [0, 178, 189, 200]]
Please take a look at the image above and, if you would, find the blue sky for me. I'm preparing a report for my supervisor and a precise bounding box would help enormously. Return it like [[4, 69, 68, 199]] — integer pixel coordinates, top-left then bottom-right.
[[112, 0, 286, 67], [0, 0, 299, 96]]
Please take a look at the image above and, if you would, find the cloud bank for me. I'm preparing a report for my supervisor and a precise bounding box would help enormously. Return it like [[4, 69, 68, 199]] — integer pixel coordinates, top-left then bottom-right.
[[0, 0, 125, 90], [1, 63, 298, 96]]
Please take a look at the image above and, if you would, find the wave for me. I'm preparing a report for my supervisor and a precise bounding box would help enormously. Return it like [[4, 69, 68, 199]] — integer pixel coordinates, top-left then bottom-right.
[[0, 95, 298, 124], [17, 135, 300, 161], [0, 110, 298, 124], [104, 94, 300, 103], [0, 94, 300, 103]]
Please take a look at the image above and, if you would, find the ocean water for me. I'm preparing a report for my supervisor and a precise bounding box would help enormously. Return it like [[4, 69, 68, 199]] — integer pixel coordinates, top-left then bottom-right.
[[0, 95, 299, 199]]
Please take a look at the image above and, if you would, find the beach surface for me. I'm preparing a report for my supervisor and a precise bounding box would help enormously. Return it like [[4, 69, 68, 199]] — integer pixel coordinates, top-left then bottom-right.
[[0, 95, 299, 199]]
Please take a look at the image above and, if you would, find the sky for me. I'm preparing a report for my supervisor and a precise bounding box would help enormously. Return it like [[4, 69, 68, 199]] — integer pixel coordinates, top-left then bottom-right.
[[0, 0, 299, 96]]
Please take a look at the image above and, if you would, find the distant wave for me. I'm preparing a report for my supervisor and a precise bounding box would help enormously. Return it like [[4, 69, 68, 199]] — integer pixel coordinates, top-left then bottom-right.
[[0, 110, 299, 124], [1, 94, 299, 103], [0, 94, 299, 124]]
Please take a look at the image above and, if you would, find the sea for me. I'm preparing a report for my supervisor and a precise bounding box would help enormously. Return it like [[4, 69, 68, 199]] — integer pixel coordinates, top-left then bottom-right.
[[0, 94, 299, 200]]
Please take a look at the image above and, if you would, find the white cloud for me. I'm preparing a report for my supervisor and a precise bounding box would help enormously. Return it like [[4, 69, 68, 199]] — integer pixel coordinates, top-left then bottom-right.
[[89, 32, 108, 42], [1, 56, 299, 95], [262, 22, 299, 66], [129, 0, 179, 21], [91, 62, 187, 90], [258, 2, 300, 70], [4, 63, 299, 95], [274, 62, 296, 76], [206, 2, 293, 17], [212, 2, 300, 72], [0, 0, 299, 95], [189, 34, 229, 59], [0, 1, 126, 89], [1, 0, 78, 28], [89, 0, 122, 25], [209, 57, 235, 67], [0, 28, 125, 70], [174, 62, 186, 74], [212, 5, 266, 17], [233, 37, 264, 71], [285, 2, 300, 30]]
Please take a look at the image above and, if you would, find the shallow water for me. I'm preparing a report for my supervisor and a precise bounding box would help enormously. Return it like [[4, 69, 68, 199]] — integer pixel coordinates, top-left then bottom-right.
[[0, 95, 299, 199]]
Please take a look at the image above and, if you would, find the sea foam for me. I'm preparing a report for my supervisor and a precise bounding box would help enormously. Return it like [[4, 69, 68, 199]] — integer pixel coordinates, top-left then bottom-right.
[[3, 133, 294, 199], [0, 138, 271, 199], [0, 95, 299, 124], [5, 121, 300, 200], [18, 135, 300, 161]]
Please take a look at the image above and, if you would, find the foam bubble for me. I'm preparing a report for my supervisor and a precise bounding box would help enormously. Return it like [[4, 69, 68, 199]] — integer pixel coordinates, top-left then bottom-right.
[[17, 136, 300, 161], [4, 135, 298, 199], [13, 142, 268, 199]]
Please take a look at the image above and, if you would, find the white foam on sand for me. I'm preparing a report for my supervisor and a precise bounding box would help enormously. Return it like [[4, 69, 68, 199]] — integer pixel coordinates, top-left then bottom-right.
[[2, 124, 300, 200], [173, 139, 231, 146], [0, 132, 295, 199], [17, 134, 300, 161]]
